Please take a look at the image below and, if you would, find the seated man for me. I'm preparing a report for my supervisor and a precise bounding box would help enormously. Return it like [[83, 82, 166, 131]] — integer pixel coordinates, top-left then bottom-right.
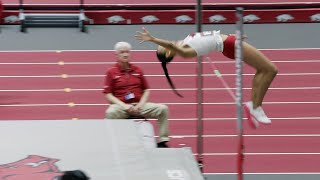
[[103, 41, 170, 148]]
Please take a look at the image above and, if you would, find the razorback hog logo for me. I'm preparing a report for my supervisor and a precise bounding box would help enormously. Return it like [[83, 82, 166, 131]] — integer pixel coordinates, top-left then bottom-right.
[[141, 15, 159, 23], [243, 14, 260, 22], [0, 155, 63, 180], [276, 14, 294, 22], [208, 15, 226, 23], [175, 15, 193, 23]]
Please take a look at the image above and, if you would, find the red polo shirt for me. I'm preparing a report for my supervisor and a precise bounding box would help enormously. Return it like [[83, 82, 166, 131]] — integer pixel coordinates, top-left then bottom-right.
[[103, 63, 149, 103]]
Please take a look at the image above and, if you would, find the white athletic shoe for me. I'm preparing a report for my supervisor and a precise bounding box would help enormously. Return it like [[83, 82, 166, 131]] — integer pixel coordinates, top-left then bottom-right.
[[244, 101, 271, 128]]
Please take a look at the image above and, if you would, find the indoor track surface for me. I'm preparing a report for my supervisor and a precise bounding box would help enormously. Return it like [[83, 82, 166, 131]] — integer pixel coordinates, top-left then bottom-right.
[[1, 48, 320, 175]]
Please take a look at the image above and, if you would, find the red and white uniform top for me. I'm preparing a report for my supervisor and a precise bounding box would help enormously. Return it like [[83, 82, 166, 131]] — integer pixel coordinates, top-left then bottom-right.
[[182, 30, 224, 56]]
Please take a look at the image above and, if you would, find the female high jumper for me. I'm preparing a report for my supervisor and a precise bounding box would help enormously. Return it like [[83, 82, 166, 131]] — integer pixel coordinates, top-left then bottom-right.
[[135, 27, 278, 127]]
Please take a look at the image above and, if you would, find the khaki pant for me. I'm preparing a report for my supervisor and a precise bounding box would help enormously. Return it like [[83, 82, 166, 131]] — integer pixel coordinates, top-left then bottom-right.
[[106, 102, 169, 142]]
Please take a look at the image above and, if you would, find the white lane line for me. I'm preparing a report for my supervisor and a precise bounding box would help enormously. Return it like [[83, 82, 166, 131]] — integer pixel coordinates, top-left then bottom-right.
[[0, 117, 318, 121], [169, 134, 320, 138], [1, 72, 320, 78], [162, 117, 320, 121], [199, 153, 320, 156], [1, 87, 320, 92], [0, 48, 320, 52], [1, 101, 320, 107], [150, 117, 320, 121], [1, 101, 320, 106], [1, 60, 320, 65], [204, 172, 320, 175]]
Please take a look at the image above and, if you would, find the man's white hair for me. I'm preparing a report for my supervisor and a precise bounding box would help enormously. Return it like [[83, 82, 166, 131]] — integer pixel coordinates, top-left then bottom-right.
[[114, 42, 132, 52]]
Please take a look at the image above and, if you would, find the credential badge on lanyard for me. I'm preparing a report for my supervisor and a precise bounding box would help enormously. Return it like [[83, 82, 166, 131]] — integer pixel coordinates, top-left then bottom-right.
[[125, 92, 135, 100]]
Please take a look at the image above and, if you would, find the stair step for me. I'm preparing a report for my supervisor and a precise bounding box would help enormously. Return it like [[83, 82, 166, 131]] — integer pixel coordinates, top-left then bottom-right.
[[25, 20, 80, 23], [23, 22, 79, 27], [19, 12, 86, 32], [24, 13, 82, 17], [25, 16, 80, 20]]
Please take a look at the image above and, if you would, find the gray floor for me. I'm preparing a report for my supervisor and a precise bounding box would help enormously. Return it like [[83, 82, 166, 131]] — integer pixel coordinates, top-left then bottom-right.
[[0, 23, 320, 50], [1, 23, 320, 180]]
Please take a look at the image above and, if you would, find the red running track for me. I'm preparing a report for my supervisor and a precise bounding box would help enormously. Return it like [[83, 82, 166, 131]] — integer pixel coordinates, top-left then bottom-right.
[[0, 49, 320, 173]]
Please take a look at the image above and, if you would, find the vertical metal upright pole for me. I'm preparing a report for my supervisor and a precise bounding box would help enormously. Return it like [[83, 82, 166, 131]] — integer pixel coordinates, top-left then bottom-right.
[[79, 0, 85, 32], [196, 0, 204, 173], [19, 0, 25, 33], [235, 7, 244, 180], [80, 0, 84, 10], [19, 0, 24, 14], [19, 0, 23, 10]]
